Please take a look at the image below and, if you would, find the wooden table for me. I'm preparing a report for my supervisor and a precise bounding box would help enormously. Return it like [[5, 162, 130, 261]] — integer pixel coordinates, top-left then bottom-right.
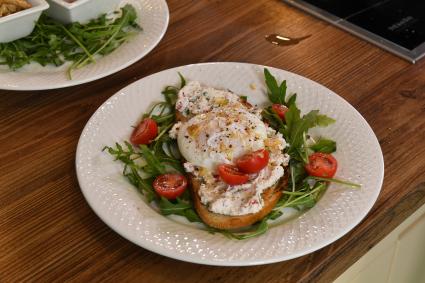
[[1, 0, 425, 282]]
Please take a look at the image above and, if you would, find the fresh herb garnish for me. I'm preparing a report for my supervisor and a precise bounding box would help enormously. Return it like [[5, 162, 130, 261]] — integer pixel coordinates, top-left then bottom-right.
[[264, 68, 287, 104], [0, 4, 141, 79], [103, 76, 184, 203], [283, 105, 336, 162], [104, 75, 201, 224], [260, 67, 359, 227], [158, 197, 202, 222], [309, 138, 337, 153], [103, 141, 157, 202]]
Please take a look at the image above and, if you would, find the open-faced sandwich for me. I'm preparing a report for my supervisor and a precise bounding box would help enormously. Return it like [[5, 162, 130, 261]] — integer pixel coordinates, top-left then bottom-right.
[[170, 81, 290, 229], [105, 69, 359, 239]]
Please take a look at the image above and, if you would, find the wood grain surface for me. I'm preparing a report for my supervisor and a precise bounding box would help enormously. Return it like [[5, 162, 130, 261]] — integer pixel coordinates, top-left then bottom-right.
[[1, 0, 425, 282]]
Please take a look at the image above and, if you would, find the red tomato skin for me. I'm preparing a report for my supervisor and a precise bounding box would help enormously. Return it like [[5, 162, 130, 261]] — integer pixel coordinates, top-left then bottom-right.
[[153, 174, 188, 200], [217, 164, 249, 185], [130, 118, 158, 145], [272, 104, 288, 120], [236, 149, 269, 174], [304, 153, 338, 178]]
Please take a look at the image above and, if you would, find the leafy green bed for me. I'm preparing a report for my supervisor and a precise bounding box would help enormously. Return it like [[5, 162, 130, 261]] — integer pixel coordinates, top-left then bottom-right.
[[104, 69, 359, 239]]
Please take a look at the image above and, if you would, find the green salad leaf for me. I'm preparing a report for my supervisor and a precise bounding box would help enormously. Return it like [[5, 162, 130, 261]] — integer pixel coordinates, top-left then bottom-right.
[[284, 105, 336, 162], [158, 197, 202, 222], [264, 68, 287, 104], [103, 142, 157, 202], [139, 145, 166, 175], [310, 138, 337, 153]]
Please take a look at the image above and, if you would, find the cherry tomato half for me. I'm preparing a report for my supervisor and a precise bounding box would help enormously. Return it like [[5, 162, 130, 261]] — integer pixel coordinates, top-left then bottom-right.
[[217, 164, 249, 185], [304, 152, 338, 178], [130, 118, 158, 145], [272, 104, 288, 120], [236, 149, 269, 174], [153, 174, 188, 200]]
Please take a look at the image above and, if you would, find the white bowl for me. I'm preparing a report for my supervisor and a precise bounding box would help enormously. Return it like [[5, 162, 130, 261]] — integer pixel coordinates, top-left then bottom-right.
[[0, 0, 49, 43], [45, 0, 121, 24]]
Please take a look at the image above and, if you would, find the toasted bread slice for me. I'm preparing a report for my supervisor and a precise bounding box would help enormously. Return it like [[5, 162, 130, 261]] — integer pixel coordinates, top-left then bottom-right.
[[189, 173, 288, 230]]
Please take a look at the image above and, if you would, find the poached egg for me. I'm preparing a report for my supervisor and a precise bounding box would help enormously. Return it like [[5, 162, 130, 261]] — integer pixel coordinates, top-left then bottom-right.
[[177, 104, 267, 171]]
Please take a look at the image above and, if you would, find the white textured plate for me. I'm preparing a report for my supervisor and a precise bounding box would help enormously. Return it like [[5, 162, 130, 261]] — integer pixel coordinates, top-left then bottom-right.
[[76, 62, 384, 266], [0, 0, 169, 91]]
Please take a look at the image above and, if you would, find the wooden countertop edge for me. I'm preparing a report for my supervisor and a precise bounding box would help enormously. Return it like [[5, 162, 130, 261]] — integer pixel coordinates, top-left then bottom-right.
[[305, 182, 425, 283]]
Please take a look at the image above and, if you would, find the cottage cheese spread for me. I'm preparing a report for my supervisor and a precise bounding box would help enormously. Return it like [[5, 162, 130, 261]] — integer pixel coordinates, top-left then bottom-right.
[[172, 81, 290, 216]]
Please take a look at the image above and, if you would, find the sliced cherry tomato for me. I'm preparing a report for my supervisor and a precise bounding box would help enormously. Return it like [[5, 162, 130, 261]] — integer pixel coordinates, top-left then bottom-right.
[[153, 174, 188, 200], [130, 118, 158, 145], [272, 104, 288, 120], [304, 152, 338, 178], [236, 149, 269, 174], [217, 164, 249, 185]]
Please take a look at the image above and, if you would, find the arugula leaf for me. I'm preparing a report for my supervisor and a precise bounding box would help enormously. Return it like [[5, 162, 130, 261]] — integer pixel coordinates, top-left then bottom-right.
[[139, 144, 166, 176], [286, 104, 336, 161], [218, 218, 269, 240], [162, 87, 179, 106], [264, 68, 279, 102], [286, 93, 297, 107], [307, 176, 361, 188], [158, 197, 191, 214], [315, 113, 336, 127], [277, 181, 327, 210], [278, 80, 287, 104], [126, 169, 156, 202], [264, 68, 286, 104], [178, 72, 186, 88], [310, 138, 337, 153], [288, 160, 307, 190], [161, 73, 186, 106], [211, 209, 284, 240], [183, 208, 203, 222], [261, 106, 284, 130], [158, 197, 202, 222], [267, 209, 283, 220], [283, 103, 301, 138], [102, 143, 156, 202]]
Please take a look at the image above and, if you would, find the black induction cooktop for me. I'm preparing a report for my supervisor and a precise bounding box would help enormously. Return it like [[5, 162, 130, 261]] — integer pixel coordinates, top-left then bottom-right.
[[283, 0, 425, 63]]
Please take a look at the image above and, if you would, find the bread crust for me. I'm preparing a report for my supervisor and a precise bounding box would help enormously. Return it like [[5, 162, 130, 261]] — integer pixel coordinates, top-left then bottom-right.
[[190, 173, 288, 230]]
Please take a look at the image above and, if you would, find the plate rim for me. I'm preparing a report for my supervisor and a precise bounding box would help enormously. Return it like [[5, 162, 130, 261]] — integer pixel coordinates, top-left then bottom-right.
[[0, 0, 169, 91], [76, 62, 384, 266]]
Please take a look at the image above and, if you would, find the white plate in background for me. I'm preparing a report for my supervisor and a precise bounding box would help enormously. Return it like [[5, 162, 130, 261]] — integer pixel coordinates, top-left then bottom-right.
[[0, 0, 169, 90]]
